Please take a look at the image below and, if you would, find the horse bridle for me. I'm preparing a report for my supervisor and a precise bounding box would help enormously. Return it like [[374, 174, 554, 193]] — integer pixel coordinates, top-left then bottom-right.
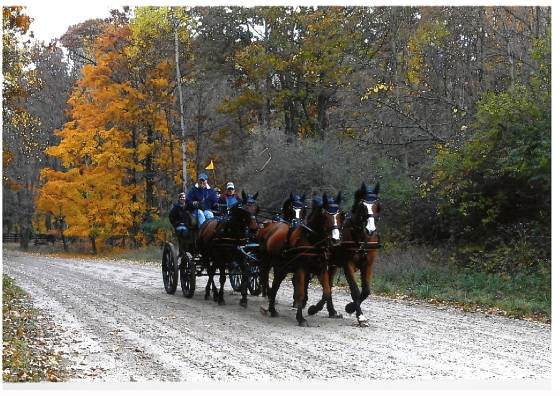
[[289, 200, 304, 227], [321, 204, 342, 245], [356, 196, 379, 236]]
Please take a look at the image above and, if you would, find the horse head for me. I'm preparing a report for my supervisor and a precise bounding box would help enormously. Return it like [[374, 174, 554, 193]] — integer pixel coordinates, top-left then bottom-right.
[[352, 182, 380, 236], [306, 192, 343, 247], [283, 192, 306, 225], [230, 190, 259, 234]]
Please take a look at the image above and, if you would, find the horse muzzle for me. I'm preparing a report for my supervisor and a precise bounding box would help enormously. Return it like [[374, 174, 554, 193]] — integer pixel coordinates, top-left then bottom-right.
[[329, 228, 341, 246], [366, 217, 376, 235]]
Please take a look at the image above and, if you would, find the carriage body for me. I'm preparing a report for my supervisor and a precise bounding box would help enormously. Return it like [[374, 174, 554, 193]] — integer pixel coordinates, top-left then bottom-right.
[[162, 221, 262, 298]]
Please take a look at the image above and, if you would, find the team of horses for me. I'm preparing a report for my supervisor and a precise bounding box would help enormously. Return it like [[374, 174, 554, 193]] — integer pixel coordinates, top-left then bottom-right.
[[194, 183, 381, 327]]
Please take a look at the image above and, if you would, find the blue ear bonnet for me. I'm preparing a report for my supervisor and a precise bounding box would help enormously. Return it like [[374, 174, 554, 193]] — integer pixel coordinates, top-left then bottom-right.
[[364, 190, 377, 203], [324, 198, 340, 214], [292, 195, 304, 208]]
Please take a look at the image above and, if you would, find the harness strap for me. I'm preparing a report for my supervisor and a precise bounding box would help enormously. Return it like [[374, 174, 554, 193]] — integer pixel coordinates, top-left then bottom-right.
[[340, 241, 382, 252]]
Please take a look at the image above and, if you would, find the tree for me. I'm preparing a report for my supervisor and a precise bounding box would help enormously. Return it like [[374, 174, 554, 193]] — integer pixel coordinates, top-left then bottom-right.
[[130, 6, 194, 191], [431, 29, 550, 240], [222, 7, 356, 140], [38, 21, 172, 250], [3, 6, 40, 248]]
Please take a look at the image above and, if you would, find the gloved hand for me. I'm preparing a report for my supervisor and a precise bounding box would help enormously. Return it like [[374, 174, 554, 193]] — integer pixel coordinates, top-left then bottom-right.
[[192, 201, 199, 209]]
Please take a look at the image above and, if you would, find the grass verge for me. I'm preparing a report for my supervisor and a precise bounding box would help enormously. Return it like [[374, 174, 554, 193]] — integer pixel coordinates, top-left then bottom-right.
[[357, 245, 550, 322]]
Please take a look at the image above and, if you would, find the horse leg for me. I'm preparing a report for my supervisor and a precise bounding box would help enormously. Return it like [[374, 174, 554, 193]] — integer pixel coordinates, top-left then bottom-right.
[[218, 264, 226, 305], [307, 271, 325, 315], [325, 265, 342, 318], [212, 262, 220, 302], [308, 265, 340, 317], [259, 261, 270, 298], [315, 267, 340, 319], [294, 267, 308, 327], [268, 267, 287, 317], [351, 258, 374, 326], [291, 275, 297, 308], [239, 259, 249, 308], [205, 261, 214, 300], [343, 261, 367, 324]]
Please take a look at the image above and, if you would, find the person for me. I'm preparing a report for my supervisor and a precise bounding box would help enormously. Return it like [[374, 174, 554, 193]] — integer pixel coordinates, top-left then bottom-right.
[[186, 173, 218, 226], [168, 192, 192, 252], [218, 182, 240, 211]]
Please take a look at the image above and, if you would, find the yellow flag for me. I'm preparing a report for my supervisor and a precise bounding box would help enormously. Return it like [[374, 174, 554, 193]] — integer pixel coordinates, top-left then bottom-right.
[[205, 160, 214, 170]]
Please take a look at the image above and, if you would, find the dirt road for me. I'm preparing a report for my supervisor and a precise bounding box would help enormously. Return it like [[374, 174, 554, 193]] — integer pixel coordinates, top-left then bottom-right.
[[2, 249, 551, 389]]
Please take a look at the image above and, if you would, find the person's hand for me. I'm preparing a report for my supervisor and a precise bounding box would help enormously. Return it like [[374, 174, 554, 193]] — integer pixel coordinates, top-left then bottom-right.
[[192, 201, 199, 209]]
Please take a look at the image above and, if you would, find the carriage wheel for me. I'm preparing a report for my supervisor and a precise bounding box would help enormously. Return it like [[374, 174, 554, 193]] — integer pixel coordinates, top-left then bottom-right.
[[162, 242, 178, 294], [180, 252, 196, 298], [248, 263, 261, 296], [229, 260, 242, 292]]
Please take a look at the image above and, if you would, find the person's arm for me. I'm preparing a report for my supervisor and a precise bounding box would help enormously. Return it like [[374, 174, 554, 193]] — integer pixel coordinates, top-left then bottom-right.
[[169, 207, 178, 228], [186, 188, 199, 208], [209, 190, 218, 205]]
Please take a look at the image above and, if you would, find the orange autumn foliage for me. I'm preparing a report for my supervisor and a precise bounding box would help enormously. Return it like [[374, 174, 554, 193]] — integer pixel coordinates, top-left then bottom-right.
[[36, 23, 182, 246]]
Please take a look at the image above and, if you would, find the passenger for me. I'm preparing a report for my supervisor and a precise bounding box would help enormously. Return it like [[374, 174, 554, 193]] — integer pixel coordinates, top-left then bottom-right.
[[186, 173, 218, 227], [168, 192, 192, 252], [218, 182, 240, 212]]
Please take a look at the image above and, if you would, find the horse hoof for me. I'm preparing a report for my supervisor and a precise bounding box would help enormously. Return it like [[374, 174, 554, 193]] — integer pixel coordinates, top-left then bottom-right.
[[345, 302, 356, 314], [308, 305, 318, 316], [218, 300, 226, 306], [204, 294, 210, 300], [358, 314, 369, 327], [213, 295, 219, 302], [270, 310, 279, 318], [259, 307, 269, 316], [329, 312, 343, 319], [240, 300, 248, 308], [298, 319, 308, 327]]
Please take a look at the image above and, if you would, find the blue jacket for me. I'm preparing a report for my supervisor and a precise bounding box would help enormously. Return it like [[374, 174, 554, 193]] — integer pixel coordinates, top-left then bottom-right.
[[219, 193, 240, 209], [186, 183, 218, 211]]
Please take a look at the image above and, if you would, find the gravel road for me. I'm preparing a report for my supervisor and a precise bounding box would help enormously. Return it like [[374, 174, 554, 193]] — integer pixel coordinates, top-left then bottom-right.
[[2, 249, 552, 391]]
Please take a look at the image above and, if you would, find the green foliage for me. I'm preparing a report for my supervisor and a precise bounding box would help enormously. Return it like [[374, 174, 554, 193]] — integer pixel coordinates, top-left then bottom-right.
[[431, 32, 550, 241], [141, 215, 172, 245], [366, 247, 550, 319]]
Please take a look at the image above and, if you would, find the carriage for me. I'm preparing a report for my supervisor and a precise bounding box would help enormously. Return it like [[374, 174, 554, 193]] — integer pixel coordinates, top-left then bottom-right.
[[161, 224, 262, 298]]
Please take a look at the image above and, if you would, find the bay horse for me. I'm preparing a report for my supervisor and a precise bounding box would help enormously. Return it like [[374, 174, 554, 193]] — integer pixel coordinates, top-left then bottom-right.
[[307, 182, 381, 327], [197, 191, 259, 307], [262, 192, 343, 326], [256, 193, 306, 297]]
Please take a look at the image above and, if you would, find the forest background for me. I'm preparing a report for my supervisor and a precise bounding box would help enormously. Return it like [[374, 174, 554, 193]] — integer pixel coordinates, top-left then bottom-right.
[[2, 6, 551, 318]]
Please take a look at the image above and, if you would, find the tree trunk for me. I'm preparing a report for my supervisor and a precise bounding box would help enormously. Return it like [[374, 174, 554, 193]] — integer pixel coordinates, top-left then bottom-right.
[[174, 27, 188, 192], [145, 126, 155, 210], [90, 236, 97, 255], [20, 227, 31, 250]]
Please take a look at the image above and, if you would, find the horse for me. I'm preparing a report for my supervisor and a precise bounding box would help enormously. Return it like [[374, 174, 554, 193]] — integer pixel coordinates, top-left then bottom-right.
[[261, 192, 343, 326], [307, 182, 381, 327], [256, 193, 306, 297], [197, 190, 259, 307]]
